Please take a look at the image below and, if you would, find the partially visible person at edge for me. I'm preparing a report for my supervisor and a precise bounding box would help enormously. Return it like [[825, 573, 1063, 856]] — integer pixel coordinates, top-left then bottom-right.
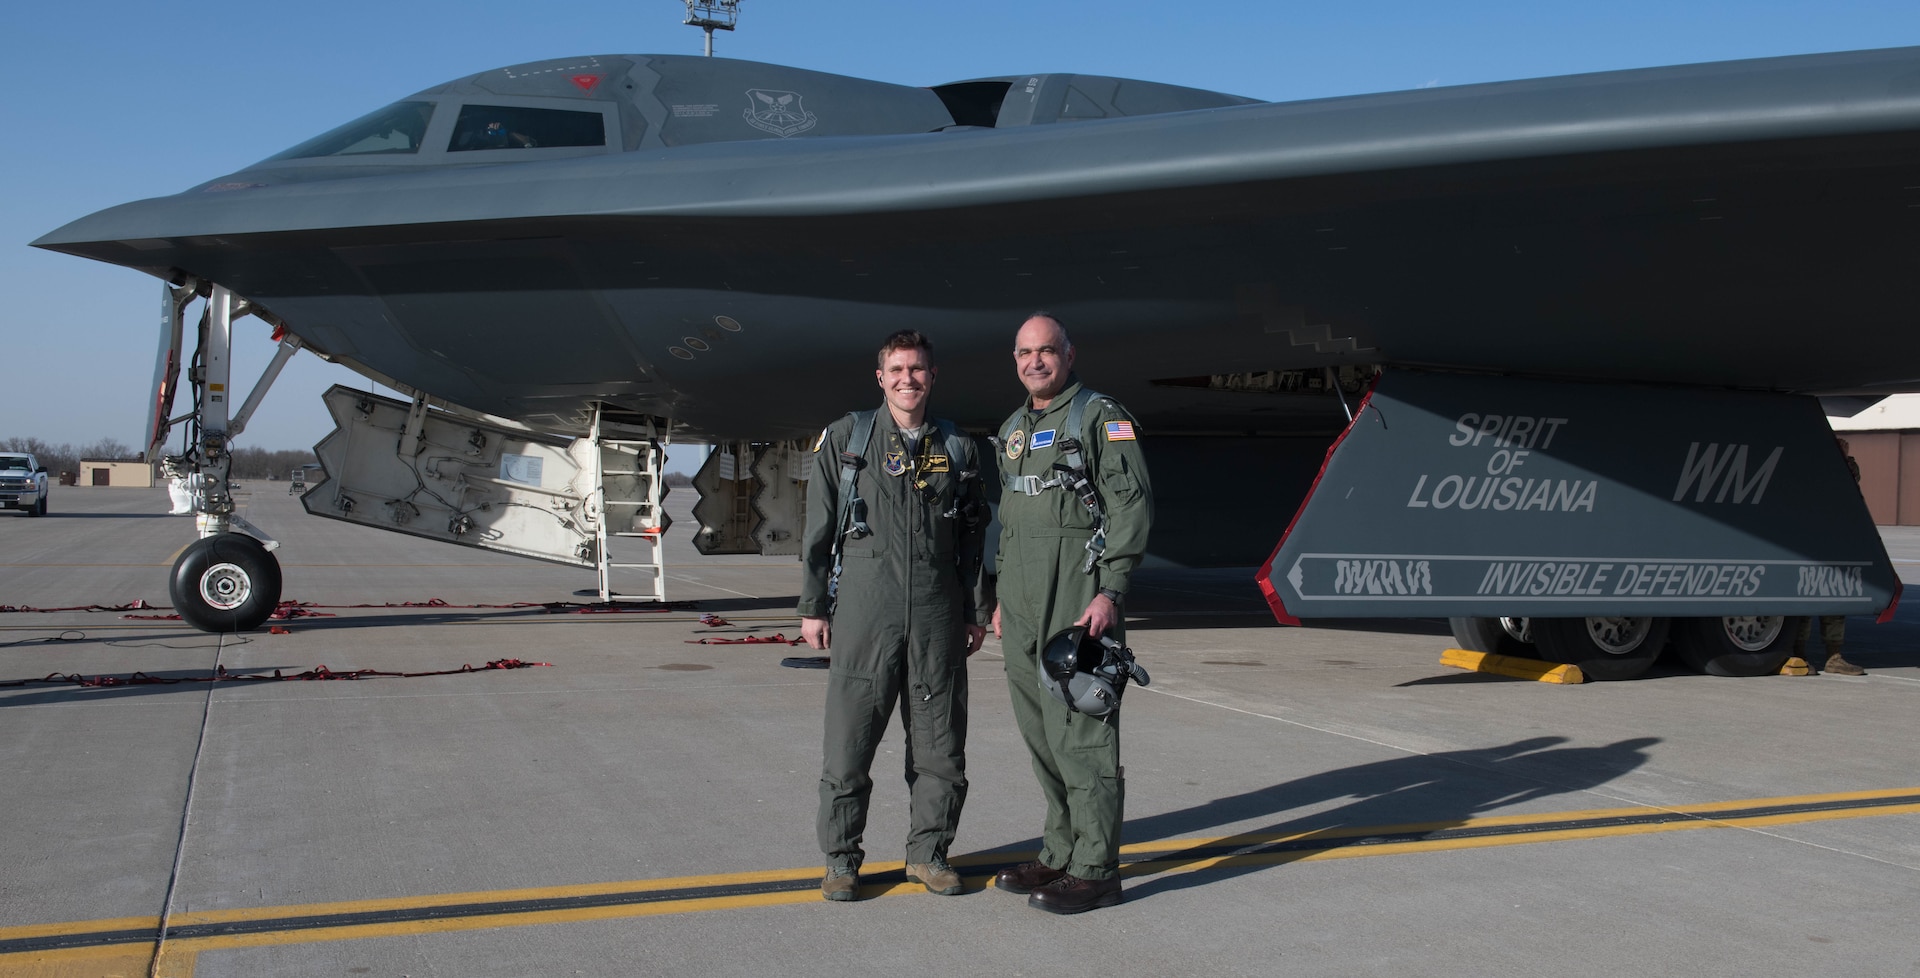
[[797, 330, 992, 902], [988, 312, 1154, 914], [1797, 436, 1867, 676]]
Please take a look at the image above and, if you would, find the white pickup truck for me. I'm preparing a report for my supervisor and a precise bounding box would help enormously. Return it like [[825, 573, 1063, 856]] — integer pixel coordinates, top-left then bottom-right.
[[0, 452, 49, 517]]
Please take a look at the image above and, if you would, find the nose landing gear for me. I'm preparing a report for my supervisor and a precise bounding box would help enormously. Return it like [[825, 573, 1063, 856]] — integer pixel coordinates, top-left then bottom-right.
[[154, 279, 301, 632]]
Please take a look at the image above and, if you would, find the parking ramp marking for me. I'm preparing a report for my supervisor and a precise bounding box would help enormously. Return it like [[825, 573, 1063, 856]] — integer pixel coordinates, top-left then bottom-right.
[[2, 786, 1917, 975]]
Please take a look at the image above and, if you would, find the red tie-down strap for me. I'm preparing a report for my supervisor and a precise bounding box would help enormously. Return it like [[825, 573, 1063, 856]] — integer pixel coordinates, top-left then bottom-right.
[[684, 634, 804, 645], [0, 659, 551, 688], [121, 599, 701, 621], [2, 600, 157, 614]]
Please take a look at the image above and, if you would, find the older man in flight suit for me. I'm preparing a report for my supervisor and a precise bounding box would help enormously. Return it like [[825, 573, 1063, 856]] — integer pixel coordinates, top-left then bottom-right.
[[799, 330, 992, 902], [990, 312, 1154, 914]]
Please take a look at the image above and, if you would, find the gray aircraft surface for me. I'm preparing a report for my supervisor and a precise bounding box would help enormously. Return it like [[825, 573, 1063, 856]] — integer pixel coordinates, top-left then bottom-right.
[[33, 47, 1920, 678]]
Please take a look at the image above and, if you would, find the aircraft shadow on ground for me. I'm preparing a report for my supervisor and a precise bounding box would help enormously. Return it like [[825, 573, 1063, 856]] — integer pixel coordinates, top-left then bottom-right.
[[0, 664, 307, 706], [270, 601, 797, 630], [1394, 656, 1699, 686], [968, 735, 1660, 902]]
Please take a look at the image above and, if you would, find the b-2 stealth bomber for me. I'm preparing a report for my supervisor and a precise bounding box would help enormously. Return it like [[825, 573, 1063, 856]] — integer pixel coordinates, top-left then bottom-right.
[[35, 47, 1920, 678]]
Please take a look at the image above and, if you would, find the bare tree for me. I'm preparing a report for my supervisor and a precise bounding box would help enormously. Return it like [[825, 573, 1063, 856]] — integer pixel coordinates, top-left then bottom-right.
[[1, 436, 315, 483]]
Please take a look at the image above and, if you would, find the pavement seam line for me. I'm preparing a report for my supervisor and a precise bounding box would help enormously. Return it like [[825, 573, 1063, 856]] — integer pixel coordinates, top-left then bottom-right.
[[1669, 821, 1920, 873], [145, 632, 228, 978]]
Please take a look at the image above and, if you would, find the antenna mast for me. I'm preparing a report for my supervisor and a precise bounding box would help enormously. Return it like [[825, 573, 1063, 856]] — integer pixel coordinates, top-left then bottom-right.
[[683, 1, 740, 57]]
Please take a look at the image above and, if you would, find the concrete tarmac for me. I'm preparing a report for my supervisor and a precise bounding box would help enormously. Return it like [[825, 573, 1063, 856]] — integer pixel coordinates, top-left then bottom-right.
[[2, 485, 1917, 978]]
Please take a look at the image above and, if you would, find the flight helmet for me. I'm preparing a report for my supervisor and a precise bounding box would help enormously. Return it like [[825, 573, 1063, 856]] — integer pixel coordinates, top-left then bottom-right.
[[1039, 626, 1152, 717]]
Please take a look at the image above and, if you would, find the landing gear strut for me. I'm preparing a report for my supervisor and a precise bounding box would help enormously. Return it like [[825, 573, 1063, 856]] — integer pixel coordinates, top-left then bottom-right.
[[153, 281, 298, 632]]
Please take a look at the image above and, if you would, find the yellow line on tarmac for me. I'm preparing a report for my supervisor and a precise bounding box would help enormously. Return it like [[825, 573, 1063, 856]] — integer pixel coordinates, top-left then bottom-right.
[[0, 918, 156, 942], [0, 942, 159, 978], [1123, 786, 1920, 879], [3, 788, 1917, 977]]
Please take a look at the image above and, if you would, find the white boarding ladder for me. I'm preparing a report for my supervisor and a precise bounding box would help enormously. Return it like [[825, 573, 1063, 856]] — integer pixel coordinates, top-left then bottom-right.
[[587, 405, 667, 603]]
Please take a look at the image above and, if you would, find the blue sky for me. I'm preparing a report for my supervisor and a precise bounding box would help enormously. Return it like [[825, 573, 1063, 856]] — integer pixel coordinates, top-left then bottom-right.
[[6, 0, 1919, 459]]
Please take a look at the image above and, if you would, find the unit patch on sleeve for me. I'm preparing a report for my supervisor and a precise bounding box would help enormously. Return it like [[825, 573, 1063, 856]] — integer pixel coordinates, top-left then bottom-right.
[[1029, 429, 1056, 450], [1105, 420, 1136, 442], [1006, 430, 1026, 460]]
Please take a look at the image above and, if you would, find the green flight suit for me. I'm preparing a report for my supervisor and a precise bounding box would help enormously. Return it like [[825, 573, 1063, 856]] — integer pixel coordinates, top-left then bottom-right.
[[798, 409, 991, 872], [993, 377, 1153, 881]]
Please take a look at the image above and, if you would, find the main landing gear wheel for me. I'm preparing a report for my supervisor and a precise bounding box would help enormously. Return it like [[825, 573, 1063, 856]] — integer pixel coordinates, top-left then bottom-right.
[[169, 533, 282, 633], [1673, 616, 1802, 677], [1533, 616, 1670, 681], [1448, 617, 1536, 657]]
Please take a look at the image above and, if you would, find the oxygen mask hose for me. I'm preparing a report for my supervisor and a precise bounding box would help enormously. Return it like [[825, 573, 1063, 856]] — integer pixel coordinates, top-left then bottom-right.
[[1098, 635, 1150, 686]]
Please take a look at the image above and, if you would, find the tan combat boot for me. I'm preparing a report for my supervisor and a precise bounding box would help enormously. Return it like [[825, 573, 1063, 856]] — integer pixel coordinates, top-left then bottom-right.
[[904, 859, 964, 895], [821, 866, 859, 902], [1824, 651, 1866, 676]]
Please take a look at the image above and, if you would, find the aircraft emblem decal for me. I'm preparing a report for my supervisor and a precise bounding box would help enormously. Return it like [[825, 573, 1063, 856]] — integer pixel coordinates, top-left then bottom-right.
[[744, 89, 817, 137], [571, 74, 602, 92]]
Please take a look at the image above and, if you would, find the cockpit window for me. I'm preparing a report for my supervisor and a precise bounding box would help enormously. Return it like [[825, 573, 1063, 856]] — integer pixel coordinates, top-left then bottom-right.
[[449, 104, 606, 152], [267, 102, 436, 160]]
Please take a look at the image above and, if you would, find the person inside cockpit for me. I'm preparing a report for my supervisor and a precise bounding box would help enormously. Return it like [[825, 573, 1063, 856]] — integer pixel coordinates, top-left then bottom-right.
[[458, 118, 537, 150]]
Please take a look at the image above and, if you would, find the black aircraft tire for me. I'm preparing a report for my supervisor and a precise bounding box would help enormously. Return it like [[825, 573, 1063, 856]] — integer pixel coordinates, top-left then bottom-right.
[[169, 534, 283, 633], [1673, 616, 1802, 677], [1447, 617, 1537, 658], [1532, 616, 1670, 681]]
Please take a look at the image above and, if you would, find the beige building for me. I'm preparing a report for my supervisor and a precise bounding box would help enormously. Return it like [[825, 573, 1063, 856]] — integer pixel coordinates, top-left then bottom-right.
[[1829, 395, 1920, 526], [77, 458, 156, 488]]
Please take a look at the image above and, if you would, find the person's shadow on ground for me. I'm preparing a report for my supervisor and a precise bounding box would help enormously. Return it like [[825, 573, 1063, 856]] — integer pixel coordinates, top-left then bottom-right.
[[970, 735, 1660, 900]]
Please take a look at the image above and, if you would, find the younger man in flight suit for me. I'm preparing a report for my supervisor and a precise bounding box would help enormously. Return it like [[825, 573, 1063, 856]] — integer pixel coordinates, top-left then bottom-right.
[[798, 330, 992, 901]]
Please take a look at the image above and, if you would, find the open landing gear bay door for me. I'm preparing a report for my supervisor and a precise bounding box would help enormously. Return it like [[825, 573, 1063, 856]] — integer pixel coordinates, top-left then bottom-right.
[[1256, 371, 1899, 624]]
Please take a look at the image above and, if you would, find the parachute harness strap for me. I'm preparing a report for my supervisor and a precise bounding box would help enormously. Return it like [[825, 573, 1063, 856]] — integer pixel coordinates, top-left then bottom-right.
[[1055, 390, 1109, 574], [997, 389, 1109, 573], [827, 410, 877, 607]]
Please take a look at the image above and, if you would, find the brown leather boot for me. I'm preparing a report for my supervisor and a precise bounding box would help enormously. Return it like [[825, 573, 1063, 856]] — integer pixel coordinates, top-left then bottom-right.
[[993, 860, 1066, 894], [1824, 653, 1865, 676], [1027, 873, 1123, 914]]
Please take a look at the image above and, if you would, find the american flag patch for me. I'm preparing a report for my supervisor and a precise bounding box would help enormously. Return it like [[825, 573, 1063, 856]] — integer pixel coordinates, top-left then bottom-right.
[[1105, 420, 1136, 441]]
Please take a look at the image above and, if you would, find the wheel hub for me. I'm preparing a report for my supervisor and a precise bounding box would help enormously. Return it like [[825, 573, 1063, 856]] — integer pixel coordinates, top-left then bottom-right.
[[1499, 617, 1533, 644], [1719, 616, 1783, 652], [1584, 617, 1652, 655], [199, 562, 252, 610]]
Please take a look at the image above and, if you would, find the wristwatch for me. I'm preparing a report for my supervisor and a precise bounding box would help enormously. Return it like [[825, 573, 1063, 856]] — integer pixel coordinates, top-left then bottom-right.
[[1097, 587, 1124, 605]]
